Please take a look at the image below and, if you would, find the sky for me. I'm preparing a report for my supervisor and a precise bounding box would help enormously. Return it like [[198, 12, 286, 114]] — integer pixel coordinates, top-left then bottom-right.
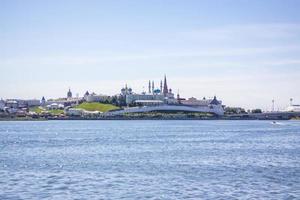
[[1, 0, 300, 110]]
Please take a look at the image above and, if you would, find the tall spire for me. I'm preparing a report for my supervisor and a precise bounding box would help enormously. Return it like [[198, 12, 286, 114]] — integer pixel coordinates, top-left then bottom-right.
[[163, 74, 168, 96], [67, 88, 72, 98], [152, 81, 154, 94], [148, 80, 151, 94], [160, 80, 163, 93]]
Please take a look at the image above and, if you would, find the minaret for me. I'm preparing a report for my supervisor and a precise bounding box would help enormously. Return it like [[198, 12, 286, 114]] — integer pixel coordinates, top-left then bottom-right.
[[148, 80, 151, 94], [152, 81, 154, 94], [160, 80, 163, 93], [67, 88, 72, 98], [177, 90, 181, 104], [163, 75, 168, 96]]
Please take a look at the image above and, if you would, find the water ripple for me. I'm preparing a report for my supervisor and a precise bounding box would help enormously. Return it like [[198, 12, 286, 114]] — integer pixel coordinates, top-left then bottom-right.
[[0, 120, 299, 199]]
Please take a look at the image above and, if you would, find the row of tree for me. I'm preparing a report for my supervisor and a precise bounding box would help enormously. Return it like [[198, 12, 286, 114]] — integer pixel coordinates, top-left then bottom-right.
[[224, 107, 262, 114]]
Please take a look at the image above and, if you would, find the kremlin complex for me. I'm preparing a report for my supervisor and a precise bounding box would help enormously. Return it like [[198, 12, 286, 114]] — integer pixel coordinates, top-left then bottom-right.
[[0, 75, 225, 117], [1, 75, 300, 120]]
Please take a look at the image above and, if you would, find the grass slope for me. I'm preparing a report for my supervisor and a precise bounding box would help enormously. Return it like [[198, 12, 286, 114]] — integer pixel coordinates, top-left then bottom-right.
[[76, 102, 119, 112], [29, 106, 64, 115], [29, 106, 43, 114]]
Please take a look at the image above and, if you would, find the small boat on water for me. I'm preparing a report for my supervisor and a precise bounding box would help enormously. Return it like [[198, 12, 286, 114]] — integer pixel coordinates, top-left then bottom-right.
[[271, 121, 284, 125]]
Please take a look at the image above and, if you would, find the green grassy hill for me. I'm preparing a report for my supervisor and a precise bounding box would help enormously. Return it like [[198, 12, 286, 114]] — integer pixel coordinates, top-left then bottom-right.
[[29, 106, 44, 114], [75, 102, 119, 112], [29, 106, 64, 115]]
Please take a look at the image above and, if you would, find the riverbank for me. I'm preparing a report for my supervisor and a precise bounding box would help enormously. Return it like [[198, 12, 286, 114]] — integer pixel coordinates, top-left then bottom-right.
[[1, 114, 299, 121]]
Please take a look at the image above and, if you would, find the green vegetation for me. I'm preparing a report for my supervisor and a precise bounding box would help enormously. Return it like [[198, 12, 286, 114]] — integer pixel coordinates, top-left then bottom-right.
[[76, 102, 119, 112], [251, 109, 262, 113], [29, 106, 44, 114], [29, 106, 64, 115], [224, 107, 246, 114], [122, 111, 216, 119], [48, 109, 64, 115]]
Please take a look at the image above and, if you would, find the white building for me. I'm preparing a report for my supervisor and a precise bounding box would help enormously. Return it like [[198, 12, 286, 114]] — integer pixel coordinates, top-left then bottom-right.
[[85, 93, 109, 102], [285, 105, 300, 112], [0, 99, 5, 110], [181, 97, 222, 106], [46, 103, 64, 110], [108, 103, 224, 116], [5, 100, 18, 109], [26, 99, 41, 107], [135, 100, 164, 106], [122, 75, 177, 105], [116, 75, 225, 115], [126, 93, 165, 105], [65, 108, 84, 116]]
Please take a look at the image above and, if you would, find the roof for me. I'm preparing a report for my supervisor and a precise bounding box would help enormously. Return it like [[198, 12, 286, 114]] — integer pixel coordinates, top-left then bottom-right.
[[6, 100, 18, 104], [135, 100, 163, 103], [210, 96, 220, 105]]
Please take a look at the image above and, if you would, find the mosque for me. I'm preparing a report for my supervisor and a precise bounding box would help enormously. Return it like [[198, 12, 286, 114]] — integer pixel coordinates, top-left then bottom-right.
[[117, 75, 225, 115], [120, 75, 177, 106]]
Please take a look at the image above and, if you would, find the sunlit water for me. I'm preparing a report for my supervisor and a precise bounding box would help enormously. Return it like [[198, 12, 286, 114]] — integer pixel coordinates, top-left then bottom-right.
[[0, 120, 299, 199]]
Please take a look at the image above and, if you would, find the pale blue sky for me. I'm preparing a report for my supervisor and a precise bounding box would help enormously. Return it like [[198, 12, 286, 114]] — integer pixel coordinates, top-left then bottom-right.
[[1, 0, 300, 109]]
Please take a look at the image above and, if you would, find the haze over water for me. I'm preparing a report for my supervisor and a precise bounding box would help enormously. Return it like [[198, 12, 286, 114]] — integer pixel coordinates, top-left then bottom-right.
[[0, 120, 299, 199]]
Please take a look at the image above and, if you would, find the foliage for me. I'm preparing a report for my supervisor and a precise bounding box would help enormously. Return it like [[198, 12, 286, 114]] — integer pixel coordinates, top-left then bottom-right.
[[29, 106, 64, 115], [29, 106, 44, 114], [48, 109, 64, 115], [251, 109, 262, 113], [76, 102, 119, 112], [225, 107, 246, 114]]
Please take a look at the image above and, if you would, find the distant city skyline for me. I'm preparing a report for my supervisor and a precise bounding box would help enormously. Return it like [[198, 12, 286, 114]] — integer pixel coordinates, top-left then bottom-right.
[[1, 0, 300, 110]]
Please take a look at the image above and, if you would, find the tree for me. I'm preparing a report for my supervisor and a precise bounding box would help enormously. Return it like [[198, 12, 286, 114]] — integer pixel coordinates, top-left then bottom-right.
[[251, 109, 262, 113]]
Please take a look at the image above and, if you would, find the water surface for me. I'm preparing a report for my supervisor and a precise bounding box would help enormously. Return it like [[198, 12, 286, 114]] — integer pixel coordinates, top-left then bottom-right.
[[0, 120, 299, 199]]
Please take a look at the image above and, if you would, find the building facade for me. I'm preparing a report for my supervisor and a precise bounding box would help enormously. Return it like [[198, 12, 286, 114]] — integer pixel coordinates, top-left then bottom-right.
[[84, 93, 109, 103], [121, 75, 177, 105], [0, 99, 5, 110]]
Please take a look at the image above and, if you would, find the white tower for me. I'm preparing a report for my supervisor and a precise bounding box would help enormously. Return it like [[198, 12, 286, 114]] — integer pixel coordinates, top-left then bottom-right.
[[76, 93, 79, 105]]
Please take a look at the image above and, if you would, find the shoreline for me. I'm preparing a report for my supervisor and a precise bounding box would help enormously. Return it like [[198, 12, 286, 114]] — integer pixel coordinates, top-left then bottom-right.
[[1, 116, 299, 121]]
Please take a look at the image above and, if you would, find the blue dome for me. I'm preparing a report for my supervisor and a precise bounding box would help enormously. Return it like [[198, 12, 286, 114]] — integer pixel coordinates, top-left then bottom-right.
[[153, 89, 161, 93]]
